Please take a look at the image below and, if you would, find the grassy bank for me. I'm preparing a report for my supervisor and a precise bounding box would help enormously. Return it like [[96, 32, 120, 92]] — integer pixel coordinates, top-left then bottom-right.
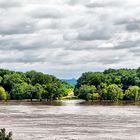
[[59, 96, 79, 100]]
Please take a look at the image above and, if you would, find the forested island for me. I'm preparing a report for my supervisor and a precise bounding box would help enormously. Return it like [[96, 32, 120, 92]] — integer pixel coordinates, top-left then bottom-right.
[[74, 68, 140, 101], [0, 69, 73, 101], [1, 68, 140, 102]]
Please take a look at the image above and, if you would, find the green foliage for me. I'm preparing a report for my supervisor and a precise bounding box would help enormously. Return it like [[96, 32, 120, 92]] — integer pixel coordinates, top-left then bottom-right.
[[75, 68, 140, 101], [0, 87, 7, 100], [25, 70, 57, 85], [124, 86, 140, 101], [137, 67, 140, 78], [12, 83, 28, 100], [24, 84, 36, 100], [78, 85, 97, 100], [90, 93, 100, 100], [103, 84, 123, 101], [0, 76, 3, 85], [0, 69, 12, 77], [42, 82, 64, 101], [97, 83, 107, 99], [60, 81, 74, 97], [0, 68, 72, 101], [0, 128, 13, 140], [2, 67, 140, 102], [34, 84, 44, 100], [3, 73, 25, 99]]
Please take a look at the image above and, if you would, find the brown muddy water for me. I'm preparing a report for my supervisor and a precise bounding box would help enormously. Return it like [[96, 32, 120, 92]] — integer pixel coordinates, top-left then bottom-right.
[[0, 100, 140, 140]]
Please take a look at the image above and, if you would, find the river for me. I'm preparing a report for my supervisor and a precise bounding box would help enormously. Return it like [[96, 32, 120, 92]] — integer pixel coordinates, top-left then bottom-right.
[[0, 100, 140, 140]]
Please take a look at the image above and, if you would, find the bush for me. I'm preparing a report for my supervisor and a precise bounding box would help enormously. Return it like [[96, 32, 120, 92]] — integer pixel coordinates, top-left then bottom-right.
[[0, 128, 13, 140], [124, 86, 140, 101], [78, 85, 97, 100], [0, 87, 7, 100], [90, 93, 100, 100], [103, 84, 123, 101]]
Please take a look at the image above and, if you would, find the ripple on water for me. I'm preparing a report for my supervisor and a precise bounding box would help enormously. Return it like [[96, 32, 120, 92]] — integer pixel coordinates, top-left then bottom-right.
[[0, 100, 140, 140]]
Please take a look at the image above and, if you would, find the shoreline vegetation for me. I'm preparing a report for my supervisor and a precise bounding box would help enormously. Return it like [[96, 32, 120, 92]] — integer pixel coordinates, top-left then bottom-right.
[[0, 128, 13, 140], [0, 68, 73, 101], [1, 100, 140, 107], [0, 68, 140, 103], [74, 67, 140, 102]]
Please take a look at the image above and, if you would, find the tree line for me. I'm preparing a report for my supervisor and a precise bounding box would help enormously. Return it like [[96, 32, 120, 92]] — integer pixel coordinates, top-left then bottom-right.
[[0, 69, 73, 101], [74, 68, 140, 101]]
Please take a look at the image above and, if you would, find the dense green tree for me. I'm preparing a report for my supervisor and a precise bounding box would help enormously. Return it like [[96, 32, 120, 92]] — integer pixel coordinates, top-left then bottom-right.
[[77, 85, 97, 100], [0, 87, 7, 100], [103, 84, 123, 101], [3, 73, 25, 99], [76, 72, 105, 88], [75, 68, 140, 101], [0, 68, 72, 101], [97, 83, 107, 99], [24, 84, 38, 101], [137, 67, 140, 78], [25, 71, 57, 85], [124, 86, 140, 101], [11, 83, 28, 100], [0, 69, 12, 77], [0, 76, 3, 85], [41, 93, 48, 100], [11, 83, 41, 101], [42, 82, 64, 101], [2, 67, 140, 102], [90, 93, 100, 100], [34, 84, 44, 100]]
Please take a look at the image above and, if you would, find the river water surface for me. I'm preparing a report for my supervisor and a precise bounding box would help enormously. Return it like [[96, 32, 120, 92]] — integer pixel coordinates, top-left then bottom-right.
[[0, 100, 140, 140]]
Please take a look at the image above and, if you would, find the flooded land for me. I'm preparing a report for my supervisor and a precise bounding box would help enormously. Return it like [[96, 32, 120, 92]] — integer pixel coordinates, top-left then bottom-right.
[[0, 100, 140, 140]]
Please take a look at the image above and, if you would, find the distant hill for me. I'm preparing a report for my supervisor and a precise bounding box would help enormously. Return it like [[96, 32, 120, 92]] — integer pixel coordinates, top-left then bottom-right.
[[61, 78, 77, 85]]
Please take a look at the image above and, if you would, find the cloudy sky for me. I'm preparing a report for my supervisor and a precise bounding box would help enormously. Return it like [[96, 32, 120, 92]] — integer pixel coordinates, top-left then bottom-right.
[[0, 0, 140, 78]]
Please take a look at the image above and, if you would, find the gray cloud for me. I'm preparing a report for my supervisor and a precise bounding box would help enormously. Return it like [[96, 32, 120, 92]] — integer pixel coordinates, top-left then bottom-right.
[[115, 19, 140, 32], [77, 29, 112, 41], [86, 1, 121, 8], [66, 0, 88, 6], [108, 40, 140, 50], [0, 55, 45, 64], [126, 23, 140, 31], [0, 0, 21, 8], [0, 0, 140, 78], [0, 22, 35, 35], [29, 7, 66, 19]]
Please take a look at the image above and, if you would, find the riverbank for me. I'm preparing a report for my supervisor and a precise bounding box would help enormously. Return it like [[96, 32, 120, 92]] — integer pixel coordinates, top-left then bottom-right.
[[60, 96, 79, 100], [78, 100, 140, 106], [1, 99, 140, 106]]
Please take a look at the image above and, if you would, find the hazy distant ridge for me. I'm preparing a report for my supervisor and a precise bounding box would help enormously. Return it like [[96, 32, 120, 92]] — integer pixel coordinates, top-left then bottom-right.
[[61, 78, 77, 85]]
